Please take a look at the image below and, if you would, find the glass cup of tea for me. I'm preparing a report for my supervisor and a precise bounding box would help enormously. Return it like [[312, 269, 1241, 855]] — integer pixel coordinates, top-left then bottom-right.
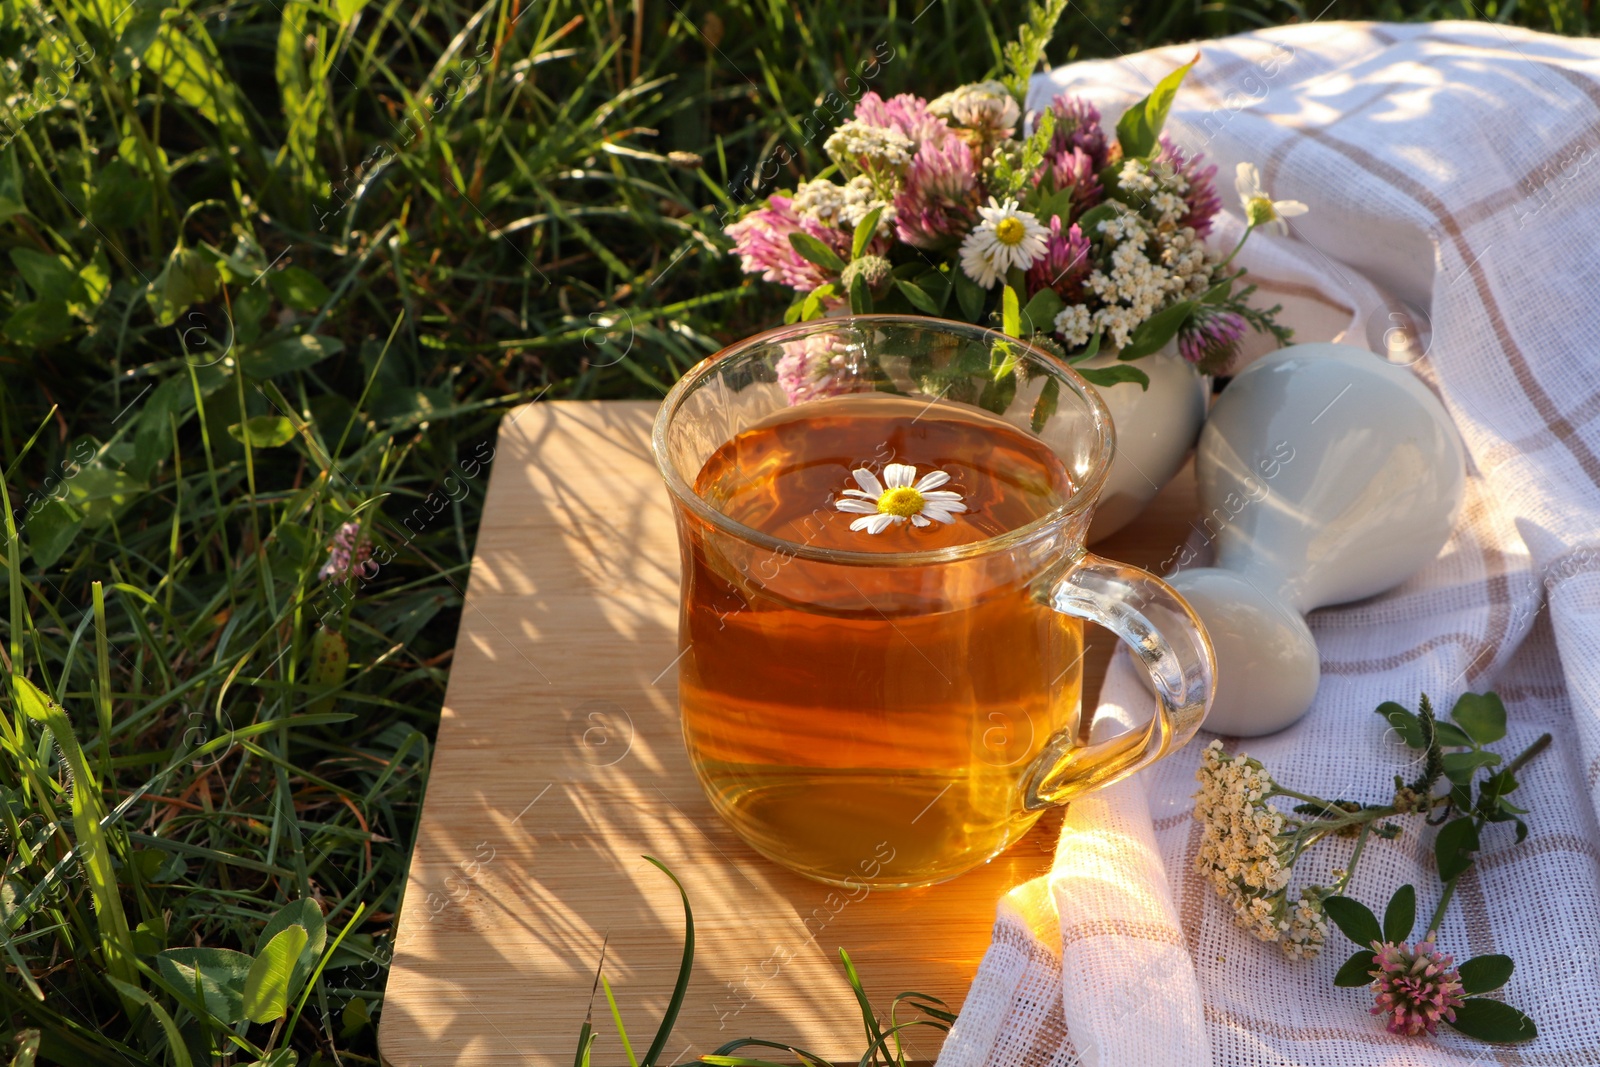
[[652, 316, 1215, 889]]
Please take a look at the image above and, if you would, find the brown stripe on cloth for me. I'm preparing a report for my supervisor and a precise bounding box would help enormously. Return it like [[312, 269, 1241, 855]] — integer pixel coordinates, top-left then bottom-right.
[[1482, 388, 1600, 469], [1199, 1003, 1600, 1060], [1248, 276, 1355, 317], [1059, 917, 1187, 948], [1282, 124, 1600, 484], [1457, 866, 1528, 1066]]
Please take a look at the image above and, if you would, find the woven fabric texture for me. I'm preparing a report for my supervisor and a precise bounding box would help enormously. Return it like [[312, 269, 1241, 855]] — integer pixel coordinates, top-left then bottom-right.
[[937, 21, 1600, 1067]]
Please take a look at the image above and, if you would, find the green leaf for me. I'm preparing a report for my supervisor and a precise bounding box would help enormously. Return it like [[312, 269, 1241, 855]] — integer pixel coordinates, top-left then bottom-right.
[[1458, 954, 1514, 995], [240, 334, 344, 377], [1031, 376, 1061, 434], [1443, 749, 1501, 780], [157, 947, 254, 1024], [1075, 202, 1119, 234], [1435, 817, 1481, 882], [309, 628, 350, 714], [1383, 884, 1415, 943], [1068, 330, 1103, 363], [245, 1052, 299, 1067], [1432, 721, 1474, 747], [340, 996, 373, 1039], [1448, 998, 1537, 1043], [1481, 768, 1519, 799], [1020, 287, 1066, 335], [1002, 285, 1021, 338], [1376, 701, 1424, 748], [1032, 187, 1077, 227], [146, 245, 221, 327], [639, 858, 694, 1067], [89, 159, 154, 227], [228, 415, 297, 448], [1115, 55, 1198, 160], [7, 1030, 38, 1067], [1333, 950, 1378, 987], [62, 467, 145, 529], [265, 266, 332, 312], [3, 301, 77, 345], [894, 279, 941, 315], [851, 208, 882, 260], [1118, 299, 1194, 361], [977, 362, 1017, 416], [848, 272, 872, 314], [1077, 363, 1149, 390], [145, 21, 248, 134], [1323, 896, 1382, 948], [915, 268, 952, 311], [954, 267, 987, 322], [260, 897, 327, 1001], [787, 231, 846, 273], [798, 283, 837, 322], [15, 677, 140, 993], [25, 499, 83, 568], [783, 291, 807, 324], [10, 249, 76, 304], [105, 978, 194, 1067], [242, 923, 309, 1023], [76, 254, 111, 310], [1451, 692, 1507, 745]]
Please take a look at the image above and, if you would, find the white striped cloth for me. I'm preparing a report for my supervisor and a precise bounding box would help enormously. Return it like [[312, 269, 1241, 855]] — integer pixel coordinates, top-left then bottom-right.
[[938, 22, 1600, 1067]]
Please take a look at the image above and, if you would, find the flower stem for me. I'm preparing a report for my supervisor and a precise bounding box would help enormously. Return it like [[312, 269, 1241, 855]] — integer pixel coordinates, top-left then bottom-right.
[[1217, 223, 1255, 268], [1422, 734, 1550, 939], [1337, 822, 1374, 892], [1506, 732, 1552, 775], [1426, 873, 1460, 939]]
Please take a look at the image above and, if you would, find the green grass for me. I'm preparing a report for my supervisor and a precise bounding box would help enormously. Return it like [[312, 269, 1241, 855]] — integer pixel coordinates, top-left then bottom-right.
[[0, 0, 1589, 1063]]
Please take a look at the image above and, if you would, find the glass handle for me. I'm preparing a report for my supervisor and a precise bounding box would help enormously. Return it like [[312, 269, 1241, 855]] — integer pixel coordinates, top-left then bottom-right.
[[1021, 551, 1216, 810]]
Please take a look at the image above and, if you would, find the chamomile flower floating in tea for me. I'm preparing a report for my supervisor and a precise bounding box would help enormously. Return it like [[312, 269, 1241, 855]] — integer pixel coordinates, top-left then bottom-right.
[[834, 462, 967, 534]]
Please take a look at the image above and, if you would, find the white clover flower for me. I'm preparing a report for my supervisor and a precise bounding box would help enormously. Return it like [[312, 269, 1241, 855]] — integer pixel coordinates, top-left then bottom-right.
[[928, 80, 1021, 136], [825, 120, 914, 175], [1235, 161, 1308, 235], [834, 463, 967, 535], [959, 197, 1049, 288]]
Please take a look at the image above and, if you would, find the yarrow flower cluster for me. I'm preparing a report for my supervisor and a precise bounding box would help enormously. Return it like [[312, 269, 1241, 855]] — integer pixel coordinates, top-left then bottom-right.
[[1194, 693, 1550, 1047], [722, 51, 1297, 402], [1192, 740, 1330, 957]]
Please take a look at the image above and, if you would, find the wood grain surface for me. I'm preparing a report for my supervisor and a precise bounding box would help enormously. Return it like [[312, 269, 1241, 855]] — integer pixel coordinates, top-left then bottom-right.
[[379, 400, 1200, 1067]]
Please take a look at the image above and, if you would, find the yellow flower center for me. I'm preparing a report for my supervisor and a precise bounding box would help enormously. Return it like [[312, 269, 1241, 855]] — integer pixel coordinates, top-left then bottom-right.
[[877, 486, 924, 518], [1245, 196, 1278, 227], [993, 216, 1027, 245]]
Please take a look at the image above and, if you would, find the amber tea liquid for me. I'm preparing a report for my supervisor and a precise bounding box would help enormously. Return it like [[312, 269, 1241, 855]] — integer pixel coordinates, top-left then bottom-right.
[[679, 395, 1084, 888]]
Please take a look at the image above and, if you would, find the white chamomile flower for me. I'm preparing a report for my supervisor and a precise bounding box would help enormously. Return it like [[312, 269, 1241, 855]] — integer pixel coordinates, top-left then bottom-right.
[[958, 198, 1049, 288], [1234, 162, 1308, 235], [834, 463, 967, 535]]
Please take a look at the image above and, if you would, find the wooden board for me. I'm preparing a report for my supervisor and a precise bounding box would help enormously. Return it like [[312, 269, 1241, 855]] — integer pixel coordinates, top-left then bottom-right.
[[380, 400, 1199, 1067]]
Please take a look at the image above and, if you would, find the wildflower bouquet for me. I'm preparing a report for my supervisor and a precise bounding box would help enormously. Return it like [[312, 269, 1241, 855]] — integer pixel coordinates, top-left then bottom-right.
[[1194, 692, 1546, 1044], [723, 2, 1296, 400]]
